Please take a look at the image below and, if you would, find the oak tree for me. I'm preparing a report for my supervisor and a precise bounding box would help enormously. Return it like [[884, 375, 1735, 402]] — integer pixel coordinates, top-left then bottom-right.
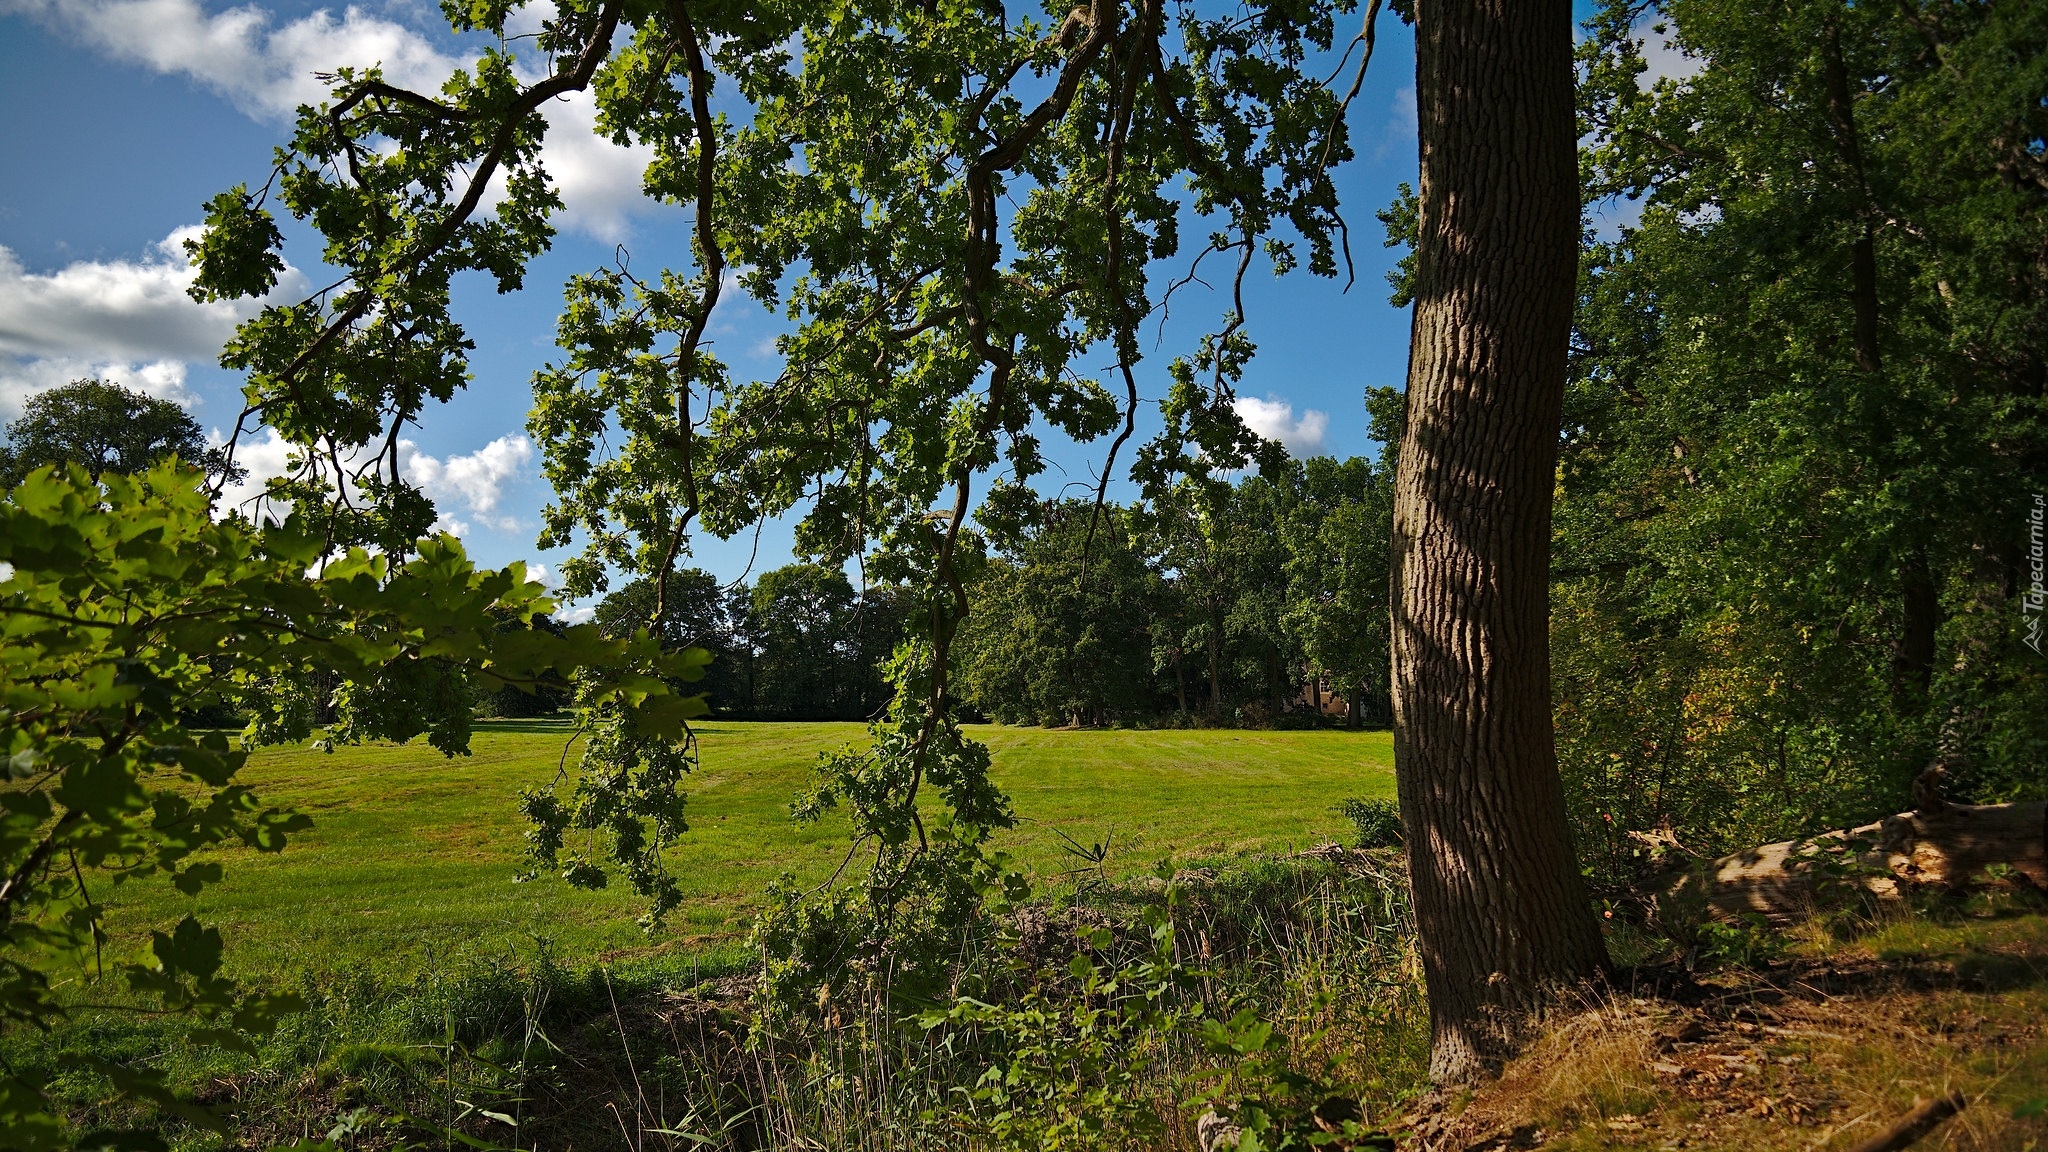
[[1388, 0, 1609, 1080]]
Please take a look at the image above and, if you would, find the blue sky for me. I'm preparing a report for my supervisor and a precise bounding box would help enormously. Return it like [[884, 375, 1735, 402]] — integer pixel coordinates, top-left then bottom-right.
[[0, 0, 1429, 608]]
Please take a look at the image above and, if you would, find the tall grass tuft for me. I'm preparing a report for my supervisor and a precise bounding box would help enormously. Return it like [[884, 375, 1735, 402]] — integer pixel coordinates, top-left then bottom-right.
[[11, 851, 1429, 1150]]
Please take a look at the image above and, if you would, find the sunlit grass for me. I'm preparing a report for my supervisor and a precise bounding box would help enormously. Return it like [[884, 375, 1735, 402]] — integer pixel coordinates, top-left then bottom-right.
[[101, 721, 1396, 981]]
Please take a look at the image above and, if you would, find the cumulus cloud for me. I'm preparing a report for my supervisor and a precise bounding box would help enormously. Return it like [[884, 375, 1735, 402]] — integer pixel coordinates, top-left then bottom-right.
[[1235, 395, 1330, 457], [0, 228, 306, 416], [524, 87, 659, 242], [0, 0, 457, 117], [1637, 19, 1705, 89], [2, 0, 659, 239], [402, 432, 532, 532], [0, 356, 196, 416], [216, 428, 536, 537]]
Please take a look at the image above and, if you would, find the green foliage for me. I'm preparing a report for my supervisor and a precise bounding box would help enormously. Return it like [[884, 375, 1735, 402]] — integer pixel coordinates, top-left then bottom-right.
[[595, 565, 908, 721], [1137, 472, 1297, 725], [0, 378, 242, 489], [0, 461, 704, 1144], [1339, 799, 1403, 850], [748, 565, 905, 721], [1279, 455, 1395, 726], [1373, 181, 1418, 309], [915, 874, 1403, 1152], [184, 186, 286, 303], [476, 610, 573, 718], [956, 498, 1164, 726], [1189, 1005, 1396, 1152], [755, 732, 1023, 1017], [592, 567, 760, 714], [191, 0, 1366, 969], [1561, 0, 2048, 883], [919, 906, 1187, 1150], [1693, 915, 1786, 971], [954, 463, 1397, 730]]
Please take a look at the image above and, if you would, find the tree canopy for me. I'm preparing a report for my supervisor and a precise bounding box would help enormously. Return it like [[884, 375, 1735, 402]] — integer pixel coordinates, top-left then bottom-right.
[[1561, 0, 2048, 881], [178, 0, 1374, 1015], [0, 378, 242, 489]]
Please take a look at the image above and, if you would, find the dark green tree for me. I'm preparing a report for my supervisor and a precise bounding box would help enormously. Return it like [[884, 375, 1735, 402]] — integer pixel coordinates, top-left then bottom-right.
[[1222, 472, 1304, 721], [594, 567, 756, 713], [956, 496, 1162, 726], [1281, 453, 1394, 727], [750, 563, 901, 720], [0, 379, 243, 487], [1562, 0, 2048, 880]]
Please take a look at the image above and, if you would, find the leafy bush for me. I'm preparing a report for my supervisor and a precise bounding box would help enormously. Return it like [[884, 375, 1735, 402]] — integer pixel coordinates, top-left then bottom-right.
[[1340, 799, 1404, 849], [0, 462, 706, 1145], [1695, 915, 1785, 970]]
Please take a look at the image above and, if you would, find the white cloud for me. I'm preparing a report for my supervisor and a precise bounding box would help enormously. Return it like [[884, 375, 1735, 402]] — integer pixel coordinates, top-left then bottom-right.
[[1390, 85, 1416, 135], [2, 0, 661, 238], [215, 428, 534, 537], [525, 88, 661, 242], [212, 425, 300, 516], [1637, 20, 1704, 89], [0, 356, 197, 417], [403, 432, 532, 531], [0, 0, 458, 118], [1368, 85, 1416, 162], [0, 228, 306, 416], [1235, 395, 1329, 457]]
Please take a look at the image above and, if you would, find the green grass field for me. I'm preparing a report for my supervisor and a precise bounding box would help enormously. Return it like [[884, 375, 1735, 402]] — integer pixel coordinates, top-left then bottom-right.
[[105, 723, 1395, 982]]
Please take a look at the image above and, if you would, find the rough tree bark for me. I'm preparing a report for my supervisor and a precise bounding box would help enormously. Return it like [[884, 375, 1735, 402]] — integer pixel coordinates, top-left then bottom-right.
[[1389, 0, 1609, 1082]]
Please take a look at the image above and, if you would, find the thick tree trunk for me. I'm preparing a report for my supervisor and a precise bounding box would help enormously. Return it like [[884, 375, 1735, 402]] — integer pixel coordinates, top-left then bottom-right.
[[1390, 0, 1608, 1082], [1894, 549, 1940, 705], [1821, 18, 1883, 377]]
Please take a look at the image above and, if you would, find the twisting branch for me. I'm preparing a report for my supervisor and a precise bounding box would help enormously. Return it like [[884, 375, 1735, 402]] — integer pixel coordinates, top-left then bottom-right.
[[1318, 0, 1383, 174], [1081, 0, 1163, 579], [653, 0, 725, 631], [873, 6, 1131, 879], [218, 0, 627, 484]]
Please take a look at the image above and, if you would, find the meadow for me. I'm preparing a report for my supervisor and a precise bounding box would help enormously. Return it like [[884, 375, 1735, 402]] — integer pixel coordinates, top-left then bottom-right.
[[105, 722, 1396, 983]]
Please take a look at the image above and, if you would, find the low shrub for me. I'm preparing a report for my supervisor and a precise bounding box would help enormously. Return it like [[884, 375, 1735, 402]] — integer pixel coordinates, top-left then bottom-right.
[[1341, 798, 1404, 849]]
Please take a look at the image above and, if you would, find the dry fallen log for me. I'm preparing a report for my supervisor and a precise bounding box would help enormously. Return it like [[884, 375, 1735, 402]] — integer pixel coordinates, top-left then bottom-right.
[[1197, 1110, 1241, 1152], [1844, 1090, 1966, 1152], [1667, 800, 2046, 925]]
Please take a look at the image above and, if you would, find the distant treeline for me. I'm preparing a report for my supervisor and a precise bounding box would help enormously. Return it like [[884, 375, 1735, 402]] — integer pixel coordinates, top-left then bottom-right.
[[956, 451, 1395, 728], [552, 564, 907, 722], [548, 446, 1398, 729]]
